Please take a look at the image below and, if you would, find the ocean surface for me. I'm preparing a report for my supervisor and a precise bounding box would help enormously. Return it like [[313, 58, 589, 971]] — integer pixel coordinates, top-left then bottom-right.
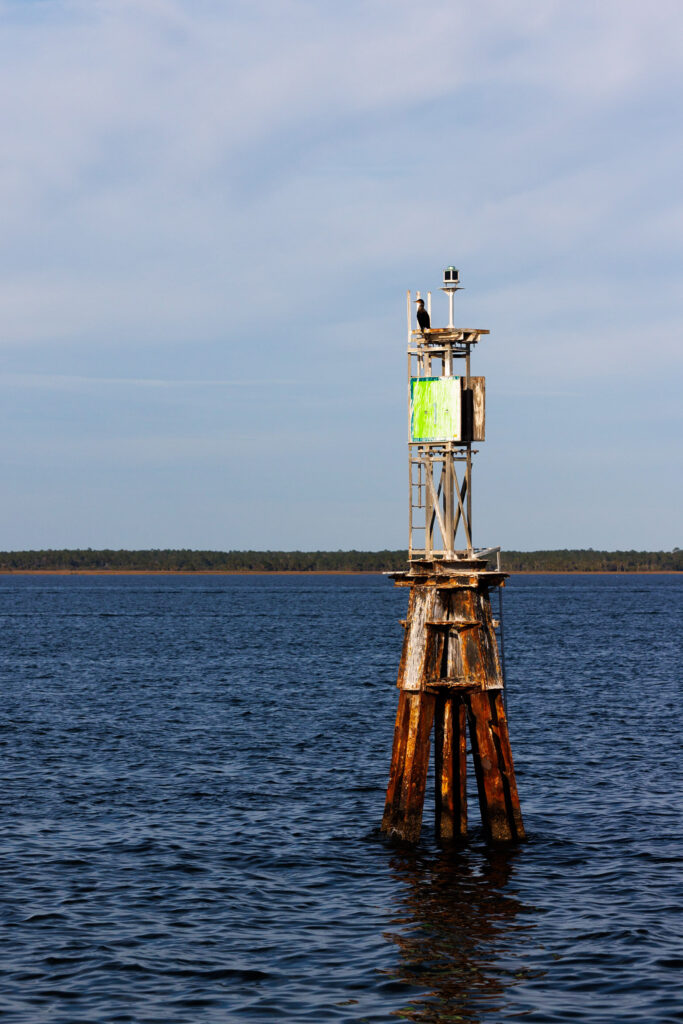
[[0, 572, 680, 1023]]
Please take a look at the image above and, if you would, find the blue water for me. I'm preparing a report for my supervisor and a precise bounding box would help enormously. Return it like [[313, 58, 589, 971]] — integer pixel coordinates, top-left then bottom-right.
[[0, 573, 680, 1023]]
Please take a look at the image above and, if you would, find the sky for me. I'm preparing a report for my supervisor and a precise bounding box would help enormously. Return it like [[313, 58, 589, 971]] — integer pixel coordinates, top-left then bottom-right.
[[0, 0, 681, 552]]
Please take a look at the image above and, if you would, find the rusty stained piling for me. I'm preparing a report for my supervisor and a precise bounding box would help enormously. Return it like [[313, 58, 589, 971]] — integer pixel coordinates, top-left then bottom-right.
[[381, 564, 524, 844], [434, 694, 468, 840]]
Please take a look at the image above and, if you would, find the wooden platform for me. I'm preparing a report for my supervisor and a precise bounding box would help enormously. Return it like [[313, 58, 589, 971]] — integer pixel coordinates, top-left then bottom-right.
[[409, 328, 490, 350]]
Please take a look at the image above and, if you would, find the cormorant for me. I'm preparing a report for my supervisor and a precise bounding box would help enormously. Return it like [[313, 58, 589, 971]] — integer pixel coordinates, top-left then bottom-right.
[[415, 298, 430, 332]]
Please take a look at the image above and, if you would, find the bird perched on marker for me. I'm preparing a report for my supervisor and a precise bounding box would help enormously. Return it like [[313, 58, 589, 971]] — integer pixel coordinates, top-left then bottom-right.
[[415, 298, 430, 333]]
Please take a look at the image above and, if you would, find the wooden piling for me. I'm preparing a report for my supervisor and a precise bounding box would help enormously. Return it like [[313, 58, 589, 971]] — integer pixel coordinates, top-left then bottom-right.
[[434, 695, 468, 840], [382, 691, 435, 843], [381, 564, 524, 845], [467, 689, 525, 842]]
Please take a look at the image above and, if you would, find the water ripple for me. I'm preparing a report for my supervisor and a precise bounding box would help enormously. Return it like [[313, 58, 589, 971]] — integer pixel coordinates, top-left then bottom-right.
[[0, 573, 680, 1022]]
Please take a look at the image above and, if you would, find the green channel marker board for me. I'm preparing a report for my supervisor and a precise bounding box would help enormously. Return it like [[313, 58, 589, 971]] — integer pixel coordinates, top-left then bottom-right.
[[410, 377, 462, 442]]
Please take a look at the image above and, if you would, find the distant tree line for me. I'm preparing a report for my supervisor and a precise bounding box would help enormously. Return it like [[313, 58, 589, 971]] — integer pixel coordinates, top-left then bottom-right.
[[500, 549, 682, 572], [0, 548, 680, 572]]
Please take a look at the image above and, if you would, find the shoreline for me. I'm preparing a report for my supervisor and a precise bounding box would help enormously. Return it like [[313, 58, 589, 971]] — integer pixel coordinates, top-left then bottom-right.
[[0, 569, 679, 577]]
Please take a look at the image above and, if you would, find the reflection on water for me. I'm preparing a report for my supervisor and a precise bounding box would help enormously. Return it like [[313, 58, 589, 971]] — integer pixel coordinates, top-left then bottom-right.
[[384, 844, 542, 1022]]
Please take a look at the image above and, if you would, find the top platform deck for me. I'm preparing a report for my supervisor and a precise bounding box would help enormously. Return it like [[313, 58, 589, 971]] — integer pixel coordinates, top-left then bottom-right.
[[409, 327, 489, 350]]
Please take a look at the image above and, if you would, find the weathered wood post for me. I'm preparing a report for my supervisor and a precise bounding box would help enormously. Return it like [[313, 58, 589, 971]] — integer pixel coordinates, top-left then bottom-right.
[[381, 268, 524, 844]]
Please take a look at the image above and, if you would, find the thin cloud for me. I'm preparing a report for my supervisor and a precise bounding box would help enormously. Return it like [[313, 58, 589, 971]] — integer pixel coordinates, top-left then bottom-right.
[[0, 0, 680, 547], [0, 373, 296, 389]]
